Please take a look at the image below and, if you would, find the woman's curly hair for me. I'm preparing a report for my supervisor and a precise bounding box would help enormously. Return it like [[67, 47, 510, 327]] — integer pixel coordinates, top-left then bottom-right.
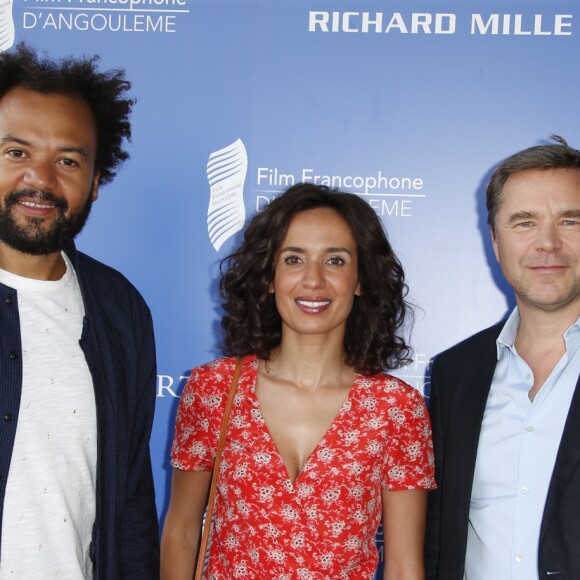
[[220, 183, 413, 375], [0, 43, 134, 185]]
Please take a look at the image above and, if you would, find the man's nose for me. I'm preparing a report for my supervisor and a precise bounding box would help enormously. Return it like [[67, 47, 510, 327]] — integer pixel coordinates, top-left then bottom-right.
[[23, 158, 57, 191], [535, 223, 562, 252]]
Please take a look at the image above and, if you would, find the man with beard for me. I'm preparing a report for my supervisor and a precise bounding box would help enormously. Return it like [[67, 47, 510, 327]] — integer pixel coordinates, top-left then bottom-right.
[[0, 44, 159, 578], [426, 136, 580, 579]]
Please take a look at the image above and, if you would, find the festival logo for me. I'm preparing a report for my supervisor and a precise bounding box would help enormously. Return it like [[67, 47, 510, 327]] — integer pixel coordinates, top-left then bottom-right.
[[0, 0, 14, 53], [206, 138, 248, 252], [21, 0, 190, 34]]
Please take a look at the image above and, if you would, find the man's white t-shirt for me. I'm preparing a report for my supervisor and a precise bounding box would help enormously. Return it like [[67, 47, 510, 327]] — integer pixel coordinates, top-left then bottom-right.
[[0, 254, 97, 579]]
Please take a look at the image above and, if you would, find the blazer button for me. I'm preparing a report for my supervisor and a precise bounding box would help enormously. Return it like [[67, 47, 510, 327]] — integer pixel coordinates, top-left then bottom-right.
[[9, 351, 17, 360], [3, 413, 12, 421], [4, 296, 13, 305]]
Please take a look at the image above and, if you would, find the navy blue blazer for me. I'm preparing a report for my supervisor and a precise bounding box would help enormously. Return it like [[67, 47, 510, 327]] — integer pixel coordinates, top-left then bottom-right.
[[425, 322, 580, 580], [0, 244, 160, 579]]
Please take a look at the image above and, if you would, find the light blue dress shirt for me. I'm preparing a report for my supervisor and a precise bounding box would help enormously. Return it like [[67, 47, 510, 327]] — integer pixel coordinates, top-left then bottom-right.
[[464, 308, 580, 580]]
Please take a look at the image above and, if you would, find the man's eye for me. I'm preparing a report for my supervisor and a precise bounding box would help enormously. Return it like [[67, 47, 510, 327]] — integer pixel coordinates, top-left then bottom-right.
[[60, 158, 79, 167]]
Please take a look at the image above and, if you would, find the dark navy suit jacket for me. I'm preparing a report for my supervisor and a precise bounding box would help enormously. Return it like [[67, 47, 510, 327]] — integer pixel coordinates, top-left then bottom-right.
[[425, 322, 580, 580], [0, 244, 160, 579]]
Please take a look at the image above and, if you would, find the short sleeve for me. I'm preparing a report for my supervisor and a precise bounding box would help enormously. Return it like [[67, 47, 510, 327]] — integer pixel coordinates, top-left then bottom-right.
[[381, 380, 436, 491], [170, 358, 234, 471]]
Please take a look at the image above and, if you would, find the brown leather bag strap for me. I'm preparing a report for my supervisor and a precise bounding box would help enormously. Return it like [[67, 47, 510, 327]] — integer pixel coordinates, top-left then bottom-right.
[[194, 357, 244, 580]]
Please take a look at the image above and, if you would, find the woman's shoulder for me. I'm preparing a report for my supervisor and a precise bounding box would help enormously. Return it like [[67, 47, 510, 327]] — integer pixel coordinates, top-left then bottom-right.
[[189, 354, 258, 384], [358, 372, 426, 406], [192, 355, 237, 375], [180, 356, 251, 404]]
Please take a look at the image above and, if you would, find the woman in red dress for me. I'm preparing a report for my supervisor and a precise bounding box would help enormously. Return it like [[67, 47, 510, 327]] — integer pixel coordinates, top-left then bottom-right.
[[161, 183, 435, 579]]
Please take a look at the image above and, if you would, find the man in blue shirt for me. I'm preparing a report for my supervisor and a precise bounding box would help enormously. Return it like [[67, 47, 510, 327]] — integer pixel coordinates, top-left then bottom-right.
[[426, 136, 580, 580], [0, 44, 159, 578]]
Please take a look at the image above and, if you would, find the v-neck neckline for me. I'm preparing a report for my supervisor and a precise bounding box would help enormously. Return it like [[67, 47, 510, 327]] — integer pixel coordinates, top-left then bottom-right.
[[246, 358, 361, 486]]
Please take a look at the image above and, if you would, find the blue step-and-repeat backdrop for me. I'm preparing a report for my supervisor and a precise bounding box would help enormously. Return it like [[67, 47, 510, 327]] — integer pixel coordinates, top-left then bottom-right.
[[6, 0, 579, 574]]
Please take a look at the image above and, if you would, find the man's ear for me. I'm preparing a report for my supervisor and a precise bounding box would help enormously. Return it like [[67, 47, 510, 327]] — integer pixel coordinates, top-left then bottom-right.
[[490, 227, 500, 262], [90, 172, 100, 202]]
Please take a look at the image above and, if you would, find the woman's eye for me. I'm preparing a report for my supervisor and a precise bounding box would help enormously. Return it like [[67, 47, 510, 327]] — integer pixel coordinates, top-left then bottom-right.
[[283, 255, 301, 265]]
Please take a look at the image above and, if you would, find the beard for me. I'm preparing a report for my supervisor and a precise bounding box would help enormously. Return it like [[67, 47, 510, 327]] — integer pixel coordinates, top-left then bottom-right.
[[0, 188, 94, 255]]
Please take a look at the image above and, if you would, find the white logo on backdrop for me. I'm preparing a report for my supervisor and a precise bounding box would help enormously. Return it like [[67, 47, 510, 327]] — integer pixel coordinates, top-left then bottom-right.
[[0, 0, 15, 53], [206, 138, 248, 252], [21, 0, 188, 34]]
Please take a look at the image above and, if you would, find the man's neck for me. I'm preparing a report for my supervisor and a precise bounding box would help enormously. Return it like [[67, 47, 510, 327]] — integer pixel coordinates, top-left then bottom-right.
[[516, 300, 580, 345], [0, 242, 67, 281], [514, 302, 580, 400]]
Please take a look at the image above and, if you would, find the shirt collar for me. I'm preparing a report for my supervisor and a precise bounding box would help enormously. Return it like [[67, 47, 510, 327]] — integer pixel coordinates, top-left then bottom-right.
[[496, 307, 580, 360]]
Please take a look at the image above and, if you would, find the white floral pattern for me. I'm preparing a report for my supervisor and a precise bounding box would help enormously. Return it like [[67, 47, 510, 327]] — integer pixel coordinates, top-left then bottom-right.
[[171, 355, 435, 579]]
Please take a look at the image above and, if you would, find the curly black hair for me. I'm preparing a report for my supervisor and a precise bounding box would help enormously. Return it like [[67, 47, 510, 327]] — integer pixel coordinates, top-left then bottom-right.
[[0, 43, 134, 185], [220, 183, 412, 375]]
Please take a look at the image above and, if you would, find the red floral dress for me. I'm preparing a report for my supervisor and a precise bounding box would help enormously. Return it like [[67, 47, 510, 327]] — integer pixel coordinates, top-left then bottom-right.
[[171, 355, 435, 579]]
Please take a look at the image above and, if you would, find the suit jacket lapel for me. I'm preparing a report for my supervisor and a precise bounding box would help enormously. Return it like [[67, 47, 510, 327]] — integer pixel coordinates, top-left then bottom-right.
[[442, 331, 499, 546], [540, 374, 580, 542], [452, 348, 497, 503]]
